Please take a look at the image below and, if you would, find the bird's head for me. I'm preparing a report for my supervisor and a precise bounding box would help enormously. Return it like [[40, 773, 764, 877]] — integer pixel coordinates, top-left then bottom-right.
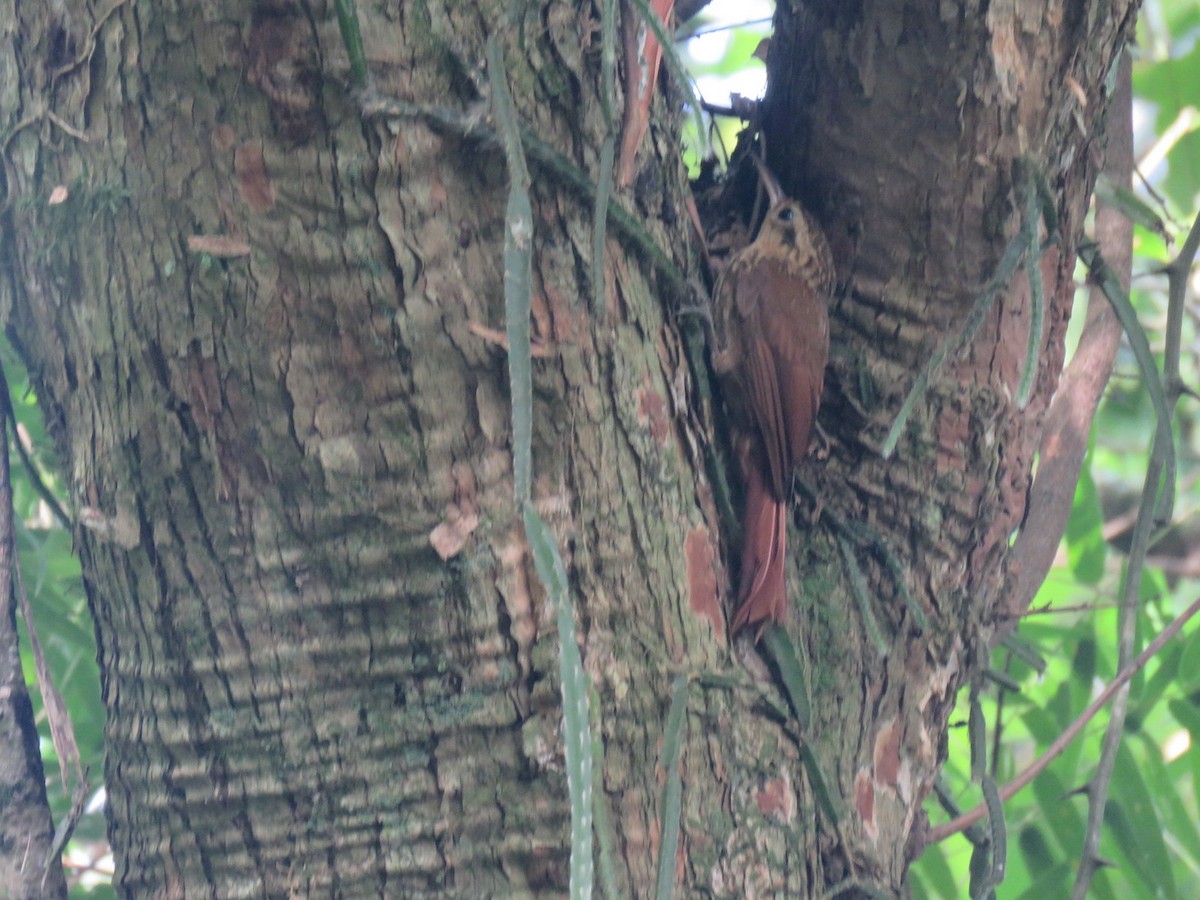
[[754, 198, 834, 292], [745, 155, 834, 289]]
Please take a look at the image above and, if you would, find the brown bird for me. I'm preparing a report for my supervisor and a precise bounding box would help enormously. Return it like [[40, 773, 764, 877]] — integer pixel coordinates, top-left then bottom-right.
[[711, 163, 834, 634]]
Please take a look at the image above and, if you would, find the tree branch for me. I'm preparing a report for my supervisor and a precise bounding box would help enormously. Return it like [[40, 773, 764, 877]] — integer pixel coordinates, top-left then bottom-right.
[[997, 53, 1131, 631], [1072, 58, 1198, 900]]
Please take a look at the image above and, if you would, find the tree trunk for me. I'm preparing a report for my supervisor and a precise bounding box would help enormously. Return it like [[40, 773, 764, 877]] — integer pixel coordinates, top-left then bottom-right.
[[0, 0, 1134, 896]]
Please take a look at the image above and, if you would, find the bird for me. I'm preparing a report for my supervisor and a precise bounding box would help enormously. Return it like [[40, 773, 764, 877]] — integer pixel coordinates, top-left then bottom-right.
[[710, 160, 834, 634]]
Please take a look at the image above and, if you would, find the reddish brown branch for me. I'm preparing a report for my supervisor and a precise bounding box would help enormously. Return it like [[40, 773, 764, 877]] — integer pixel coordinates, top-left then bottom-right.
[[998, 53, 1133, 630]]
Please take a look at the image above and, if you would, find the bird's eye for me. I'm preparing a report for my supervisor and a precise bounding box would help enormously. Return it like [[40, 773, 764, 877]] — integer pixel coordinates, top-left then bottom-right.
[[777, 207, 795, 223]]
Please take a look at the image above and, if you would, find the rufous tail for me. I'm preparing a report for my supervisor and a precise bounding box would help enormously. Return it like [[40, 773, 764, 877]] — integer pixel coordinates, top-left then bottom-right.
[[731, 465, 787, 634]]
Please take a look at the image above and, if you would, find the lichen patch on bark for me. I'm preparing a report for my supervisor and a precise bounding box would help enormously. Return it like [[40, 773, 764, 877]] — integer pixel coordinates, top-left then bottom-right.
[[753, 770, 796, 823], [856, 770, 877, 839], [684, 526, 723, 640], [874, 717, 902, 790], [233, 143, 276, 213]]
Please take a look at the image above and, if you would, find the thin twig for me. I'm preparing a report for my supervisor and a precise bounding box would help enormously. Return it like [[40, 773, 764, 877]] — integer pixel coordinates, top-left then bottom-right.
[[0, 361, 72, 530], [701, 97, 760, 120], [590, 0, 617, 318], [43, 111, 89, 143], [1162, 208, 1200, 401], [50, 0, 135, 79], [1002, 597, 1145, 618], [675, 15, 771, 42], [1073, 61, 1144, 896], [1072, 459, 1155, 898]]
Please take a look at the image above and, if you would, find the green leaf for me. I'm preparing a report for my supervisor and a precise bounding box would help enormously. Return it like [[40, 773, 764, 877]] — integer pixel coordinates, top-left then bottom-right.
[[1093, 174, 1170, 240], [1078, 239, 1176, 522], [1168, 696, 1200, 737], [591, 135, 615, 317], [1133, 42, 1200, 211], [1016, 169, 1044, 409], [654, 675, 689, 900], [1178, 623, 1200, 689], [1071, 636, 1097, 690], [1064, 451, 1106, 584], [1136, 731, 1200, 870], [332, 0, 368, 89], [1014, 858, 1071, 900], [1030, 769, 1085, 856], [1000, 631, 1047, 676], [762, 625, 811, 731], [589, 684, 619, 900], [968, 836, 994, 900], [882, 236, 1025, 458], [798, 742, 842, 825], [969, 691, 987, 782], [1017, 824, 1057, 879], [1190, 722, 1200, 829], [683, 26, 770, 78], [836, 533, 886, 655], [981, 776, 1007, 894], [1019, 703, 1062, 747], [911, 840, 960, 899], [488, 37, 534, 505], [1130, 640, 1181, 726], [524, 504, 593, 899], [1105, 744, 1176, 897]]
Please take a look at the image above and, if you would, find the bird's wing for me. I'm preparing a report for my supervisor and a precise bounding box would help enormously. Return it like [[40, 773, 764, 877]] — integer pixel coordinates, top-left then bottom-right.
[[736, 259, 828, 498]]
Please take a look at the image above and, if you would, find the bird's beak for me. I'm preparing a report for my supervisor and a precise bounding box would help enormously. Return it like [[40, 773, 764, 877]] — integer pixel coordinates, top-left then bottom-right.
[[749, 153, 785, 206]]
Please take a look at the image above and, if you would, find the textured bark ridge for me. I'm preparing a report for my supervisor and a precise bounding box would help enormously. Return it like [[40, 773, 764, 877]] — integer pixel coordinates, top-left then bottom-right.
[[744, 0, 1137, 888], [0, 0, 1135, 895], [4, 1, 716, 894]]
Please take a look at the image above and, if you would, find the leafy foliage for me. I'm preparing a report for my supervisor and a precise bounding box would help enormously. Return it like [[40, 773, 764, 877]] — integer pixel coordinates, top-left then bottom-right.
[[2, 340, 109, 894]]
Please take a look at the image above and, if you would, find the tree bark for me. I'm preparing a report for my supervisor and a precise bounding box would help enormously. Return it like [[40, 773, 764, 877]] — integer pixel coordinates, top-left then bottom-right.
[[0, 0, 1135, 896], [753, 0, 1137, 888], [745, 0, 1136, 889]]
